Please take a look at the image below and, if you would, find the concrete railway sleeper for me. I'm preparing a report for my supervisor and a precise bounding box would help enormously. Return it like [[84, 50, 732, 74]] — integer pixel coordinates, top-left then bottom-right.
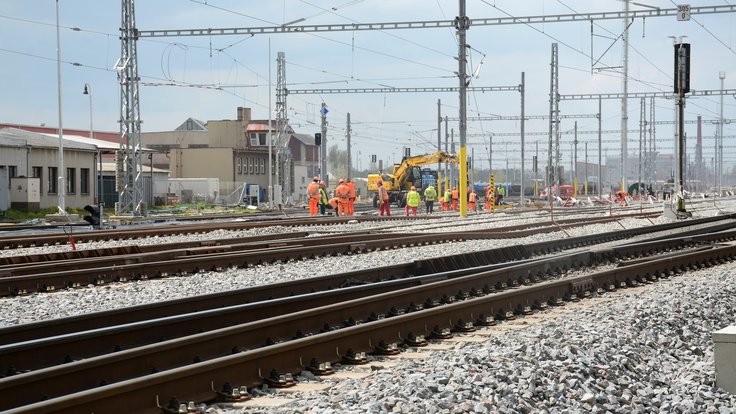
[[1, 214, 734, 347], [1, 241, 735, 414], [0, 213, 724, 298], [0, 215, 439, 250]]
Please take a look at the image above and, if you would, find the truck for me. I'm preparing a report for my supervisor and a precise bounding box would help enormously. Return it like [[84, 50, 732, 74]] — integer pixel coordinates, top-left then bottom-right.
[[367, 151, 459, 207]]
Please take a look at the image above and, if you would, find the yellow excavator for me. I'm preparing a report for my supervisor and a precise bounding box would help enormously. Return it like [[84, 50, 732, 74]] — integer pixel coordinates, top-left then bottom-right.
[[367, 151, 458, 207]]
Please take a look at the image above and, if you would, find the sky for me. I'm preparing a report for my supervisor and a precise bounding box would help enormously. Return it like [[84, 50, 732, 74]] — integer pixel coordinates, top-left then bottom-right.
[[1, 0, 735, 174]]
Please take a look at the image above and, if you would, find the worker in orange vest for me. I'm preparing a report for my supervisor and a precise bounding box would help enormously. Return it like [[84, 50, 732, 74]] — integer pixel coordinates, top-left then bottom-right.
[[335, 179, 350, 216], [468, 189, 477, 213], [307, 176, 320, 216], [451, 187, 459, 211], [346, 178, 356, 216], [328, 197, 339, 213], [377, 179, 391, 216]]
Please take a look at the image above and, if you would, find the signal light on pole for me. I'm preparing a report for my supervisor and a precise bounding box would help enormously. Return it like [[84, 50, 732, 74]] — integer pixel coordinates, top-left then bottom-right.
[[314, 133, 321, 146], [83, 204, 101, 227]]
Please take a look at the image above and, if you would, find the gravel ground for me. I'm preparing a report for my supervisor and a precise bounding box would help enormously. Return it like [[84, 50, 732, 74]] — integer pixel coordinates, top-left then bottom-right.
[[1, 201, 735, 413], [0, 214, 682, 326], [233, 265, 736, 414]]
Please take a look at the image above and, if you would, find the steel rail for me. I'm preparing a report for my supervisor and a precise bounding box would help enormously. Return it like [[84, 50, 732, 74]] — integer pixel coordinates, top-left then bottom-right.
[[4, 242, 735, 414], [0, 213, 663, 296], [0, 215, 438, 250], [1, 214, 733, 345]]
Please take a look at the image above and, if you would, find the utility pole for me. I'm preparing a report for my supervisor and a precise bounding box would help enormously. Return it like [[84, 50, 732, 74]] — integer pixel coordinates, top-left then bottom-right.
[[585, 141, 588, 195], [456, 0, 470, 217], [117, 0, 144, 214], [520, 71, 526, 207], [598, 97, 602, 198], [346, 113, 352, 180], [548, 43, 560, 206], [535, 140, 539, 196], [573, 121, 578, 196], [719, 71, 726, 195], [451, 129, 455, 187], [648, 97, 656, 193], [275, 51, 288, 205], [674, 40, 690, 216], [320, 102, 328, 188], [437, 99, 442, 193], [445, 116, 449, 191], [638, 97, 645, 197], [268, 39, 273, 208], [621, 0, 630, 193]]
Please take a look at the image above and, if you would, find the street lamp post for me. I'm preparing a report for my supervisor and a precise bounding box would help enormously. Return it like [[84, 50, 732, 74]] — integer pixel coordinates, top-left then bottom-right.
[[55, 0, 66, 213], [84, 83, 103, 223], [83, 84, 96, 193]]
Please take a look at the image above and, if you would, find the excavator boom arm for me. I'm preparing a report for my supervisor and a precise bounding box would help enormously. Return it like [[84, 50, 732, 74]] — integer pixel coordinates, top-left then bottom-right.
[[391, 151, 458, 186]]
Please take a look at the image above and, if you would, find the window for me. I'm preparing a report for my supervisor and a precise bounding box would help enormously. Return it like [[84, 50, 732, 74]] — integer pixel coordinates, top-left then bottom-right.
[[237, 157, 242, 174], [249, 132, 268, 146], [247, 158, 253, 174], [8, 165, 17, 179], [32, 166, 42, 193], [48, 167, 58, 194], [260, 159, 265, 174], [80, 168, 90, 194], [66, 168, 76, 194]]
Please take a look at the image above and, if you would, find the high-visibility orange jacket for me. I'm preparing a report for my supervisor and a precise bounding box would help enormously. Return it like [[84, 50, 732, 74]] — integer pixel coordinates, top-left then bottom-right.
[[336, 183, 350, 200], [378, 186, 389, 202], [469, 192, 477, 203], [307, 181, 320, 199], [451, 189, 459, 200], [347, 182, 356, 199]]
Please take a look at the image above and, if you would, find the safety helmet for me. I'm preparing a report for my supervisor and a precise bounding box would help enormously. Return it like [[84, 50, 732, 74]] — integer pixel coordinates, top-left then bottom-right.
[[313, 176, 319, 181], [339, 179, 345, 184], [411, 186, 416, 191]]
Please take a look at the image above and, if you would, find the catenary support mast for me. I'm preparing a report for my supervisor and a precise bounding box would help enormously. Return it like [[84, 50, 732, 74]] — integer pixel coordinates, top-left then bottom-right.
[[117, 0, 144, 215]]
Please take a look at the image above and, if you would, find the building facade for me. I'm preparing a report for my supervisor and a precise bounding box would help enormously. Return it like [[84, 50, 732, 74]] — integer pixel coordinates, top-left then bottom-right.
[[142, 107, 318, 205]]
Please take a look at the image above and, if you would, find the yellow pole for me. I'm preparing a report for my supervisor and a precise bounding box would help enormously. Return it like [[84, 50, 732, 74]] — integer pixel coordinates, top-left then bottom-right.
[[489, 173, 495, 213], [459, 146, 467, 216]]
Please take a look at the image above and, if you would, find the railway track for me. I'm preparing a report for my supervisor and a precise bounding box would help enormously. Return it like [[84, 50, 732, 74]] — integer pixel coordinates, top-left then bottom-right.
[[0, 212, 662, 297], [1, 214, 736, 413], [0, 214, 439, 250]]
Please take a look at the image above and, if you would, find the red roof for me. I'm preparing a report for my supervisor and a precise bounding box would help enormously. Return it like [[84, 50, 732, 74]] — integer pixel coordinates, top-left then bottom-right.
[[0, 123, 121, 144]]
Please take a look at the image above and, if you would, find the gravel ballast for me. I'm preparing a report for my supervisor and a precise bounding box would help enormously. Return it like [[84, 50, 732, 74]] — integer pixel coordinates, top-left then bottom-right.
[[1, 202, 735, 413], [220, 266, 736, 414]]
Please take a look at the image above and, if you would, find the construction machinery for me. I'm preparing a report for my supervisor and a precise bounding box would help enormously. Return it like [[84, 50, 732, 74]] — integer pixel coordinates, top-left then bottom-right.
[[367, 151, 458, 207]]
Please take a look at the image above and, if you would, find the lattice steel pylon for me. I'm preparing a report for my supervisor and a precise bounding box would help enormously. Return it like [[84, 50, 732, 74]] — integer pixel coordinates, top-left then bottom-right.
[[116, 0, 144, 215], [548, 43, 560, 199], [275, 51, 291, 204]]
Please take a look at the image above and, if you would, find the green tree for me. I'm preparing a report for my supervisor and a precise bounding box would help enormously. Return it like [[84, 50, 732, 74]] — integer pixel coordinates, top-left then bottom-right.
[[328, 145, 348, 180]]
